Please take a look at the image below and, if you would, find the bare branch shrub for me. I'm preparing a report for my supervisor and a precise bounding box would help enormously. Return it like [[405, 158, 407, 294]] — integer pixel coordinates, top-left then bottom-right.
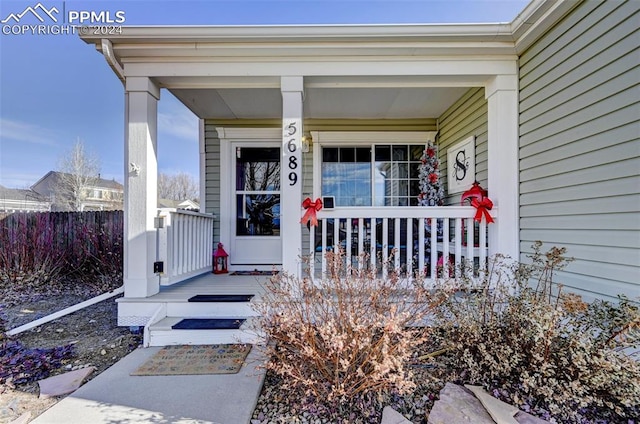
[[0, 211, 123, 304], [66, 215, 123, 291], [55, 140, 101, 211], [253, 248, 449, 422], [433, 242, 640, 423], [0, 213, 66, 297], [158, 172, 199, 201]]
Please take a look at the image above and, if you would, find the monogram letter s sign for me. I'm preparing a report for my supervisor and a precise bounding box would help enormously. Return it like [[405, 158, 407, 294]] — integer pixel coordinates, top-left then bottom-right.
[[447, 136, 475, 194]]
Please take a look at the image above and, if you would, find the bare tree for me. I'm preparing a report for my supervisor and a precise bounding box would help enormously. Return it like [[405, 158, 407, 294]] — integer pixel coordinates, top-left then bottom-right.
[[158, 172, 199, 201], [55, 139, 101, 211]]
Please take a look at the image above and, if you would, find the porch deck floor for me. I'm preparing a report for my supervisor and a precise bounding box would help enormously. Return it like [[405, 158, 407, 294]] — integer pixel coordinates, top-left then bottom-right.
[[125, 272, 269, 303]]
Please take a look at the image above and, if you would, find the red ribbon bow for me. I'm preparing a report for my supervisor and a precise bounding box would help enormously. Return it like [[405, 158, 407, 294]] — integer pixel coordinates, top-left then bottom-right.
[[300, 197, 323, 227], [471, 198, 495, 224]]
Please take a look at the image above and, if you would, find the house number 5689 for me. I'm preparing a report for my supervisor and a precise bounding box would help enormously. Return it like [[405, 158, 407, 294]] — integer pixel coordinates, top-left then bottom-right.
[[285, 123, 299, 186]]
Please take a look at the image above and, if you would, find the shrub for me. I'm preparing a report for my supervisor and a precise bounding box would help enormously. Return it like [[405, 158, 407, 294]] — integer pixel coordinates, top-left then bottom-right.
[[0, 211, 123, 302], [254, 248, 448, 422], [0, 305, 6, 342], [433, 242, 640, 423], [0, 213, 66, 294], [0, 340, 75, 386], [66, 219, 123, 292]]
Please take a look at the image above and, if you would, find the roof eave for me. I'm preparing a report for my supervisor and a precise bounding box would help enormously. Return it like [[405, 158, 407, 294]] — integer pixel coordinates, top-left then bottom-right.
[[79, 0, 581, 75], [81, 22, 516, 45], [511, 0, 582, 54]]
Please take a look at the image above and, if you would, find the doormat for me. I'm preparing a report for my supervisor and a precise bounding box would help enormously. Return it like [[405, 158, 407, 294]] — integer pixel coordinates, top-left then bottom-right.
[[188, 294, 254, 303], [230, 270, 278, 276], [172, 318, 245, 330], [131, 344, 252, 376]]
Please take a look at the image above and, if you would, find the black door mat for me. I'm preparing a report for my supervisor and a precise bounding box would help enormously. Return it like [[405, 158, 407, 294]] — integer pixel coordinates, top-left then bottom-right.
[[230, 270, 277, 276], [188, 294, 254, 303], [172, 318, 245, 330]]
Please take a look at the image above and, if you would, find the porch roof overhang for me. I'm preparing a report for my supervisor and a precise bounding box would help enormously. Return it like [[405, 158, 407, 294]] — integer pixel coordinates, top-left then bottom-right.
[[79, 0, 578, 120]]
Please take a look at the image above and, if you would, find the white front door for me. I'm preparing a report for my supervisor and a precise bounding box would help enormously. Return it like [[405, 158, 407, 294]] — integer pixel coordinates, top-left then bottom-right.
[[230, 143, 282, 267]]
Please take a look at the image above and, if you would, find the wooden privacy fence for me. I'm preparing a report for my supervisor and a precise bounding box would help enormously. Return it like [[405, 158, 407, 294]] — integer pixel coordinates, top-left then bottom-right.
[[0, 210, 123, 250], [0, 211, 123, 275]]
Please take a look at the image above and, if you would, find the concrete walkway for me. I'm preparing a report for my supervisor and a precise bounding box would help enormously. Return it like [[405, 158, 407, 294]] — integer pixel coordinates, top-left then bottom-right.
[[32, 346, 267, 424]]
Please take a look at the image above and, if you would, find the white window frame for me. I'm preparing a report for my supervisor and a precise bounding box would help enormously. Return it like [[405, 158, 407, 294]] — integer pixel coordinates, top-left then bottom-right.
[[312, 131, 438, 205]]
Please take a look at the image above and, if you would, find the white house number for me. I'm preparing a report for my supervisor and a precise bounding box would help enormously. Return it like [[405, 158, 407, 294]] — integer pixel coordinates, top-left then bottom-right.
[[284, 122, 299, 186]]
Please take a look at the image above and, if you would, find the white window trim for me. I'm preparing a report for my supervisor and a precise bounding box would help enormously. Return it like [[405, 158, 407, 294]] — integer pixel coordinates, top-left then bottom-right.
[[311, 130, 437, 202]]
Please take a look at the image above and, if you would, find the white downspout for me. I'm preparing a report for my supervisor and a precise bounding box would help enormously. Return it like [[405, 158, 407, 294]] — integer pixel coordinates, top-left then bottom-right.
[[5, 286, 124, 336]]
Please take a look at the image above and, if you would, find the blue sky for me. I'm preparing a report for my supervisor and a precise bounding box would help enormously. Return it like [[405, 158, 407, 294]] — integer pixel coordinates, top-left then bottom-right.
[[0, 0, 528, 188]]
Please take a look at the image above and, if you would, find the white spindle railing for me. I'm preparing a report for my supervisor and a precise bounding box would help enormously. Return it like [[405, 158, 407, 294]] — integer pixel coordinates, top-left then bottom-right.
[[157, 209, 215, 286], [309, 206, 494, 281]]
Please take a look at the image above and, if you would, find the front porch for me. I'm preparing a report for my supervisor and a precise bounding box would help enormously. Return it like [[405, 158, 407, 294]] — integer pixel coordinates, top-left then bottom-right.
[[117, 272, 267, 346], [124, 199, 496, 347], [81, 24, 519, 343]]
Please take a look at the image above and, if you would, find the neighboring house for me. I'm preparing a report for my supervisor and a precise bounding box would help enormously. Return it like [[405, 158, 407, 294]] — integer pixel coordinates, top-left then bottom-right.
[[158, 198, 200, 211], [0, 185, 50, 213], [80, 0, 638, 329], [31, 171, 124, 211]]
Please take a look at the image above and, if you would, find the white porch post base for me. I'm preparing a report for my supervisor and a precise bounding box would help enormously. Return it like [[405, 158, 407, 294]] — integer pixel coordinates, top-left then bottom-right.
[[124, 77, 160, 298], [486, 75, 519, 260], [281, 77, 304, 277]]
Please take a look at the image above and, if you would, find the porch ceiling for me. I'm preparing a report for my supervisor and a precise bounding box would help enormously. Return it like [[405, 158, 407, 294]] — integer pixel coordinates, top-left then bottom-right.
[[169, 85, 470, 119]]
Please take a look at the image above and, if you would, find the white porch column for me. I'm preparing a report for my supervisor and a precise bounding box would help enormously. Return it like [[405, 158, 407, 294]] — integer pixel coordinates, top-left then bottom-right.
[[280, 77, 304, 276], [198, 119, 207, 212], [486, 75, 519, 259], [124, 76, 160, 298]]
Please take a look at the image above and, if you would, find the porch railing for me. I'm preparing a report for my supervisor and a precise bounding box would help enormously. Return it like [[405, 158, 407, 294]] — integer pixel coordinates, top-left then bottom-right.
[[309, 206, 495, 281], [156, 209, 215, 286]]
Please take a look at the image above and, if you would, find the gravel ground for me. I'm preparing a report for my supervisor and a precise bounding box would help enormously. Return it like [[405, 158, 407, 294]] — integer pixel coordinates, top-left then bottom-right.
[[0, 291, 142, 423], [1, 289, 442, 424], [250, 366, 444, 424]]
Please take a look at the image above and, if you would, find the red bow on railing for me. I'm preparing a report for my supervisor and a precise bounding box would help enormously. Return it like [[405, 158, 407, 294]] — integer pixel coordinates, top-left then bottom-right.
[[471, 197, 495, 224], [300, 197, 323, 227]]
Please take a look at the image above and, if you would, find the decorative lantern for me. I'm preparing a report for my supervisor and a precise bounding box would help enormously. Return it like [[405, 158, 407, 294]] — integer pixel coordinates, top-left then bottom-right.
[[213, 243, 229, 274]]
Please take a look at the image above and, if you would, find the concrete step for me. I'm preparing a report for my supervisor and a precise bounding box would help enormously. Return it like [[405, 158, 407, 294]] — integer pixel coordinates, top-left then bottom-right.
[[166, 301, 259, 318], [148, 316, 265, 346]]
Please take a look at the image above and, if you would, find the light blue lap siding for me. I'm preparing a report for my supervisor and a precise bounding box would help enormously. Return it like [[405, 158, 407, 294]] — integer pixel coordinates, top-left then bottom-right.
[[518, 0, 640, 301]]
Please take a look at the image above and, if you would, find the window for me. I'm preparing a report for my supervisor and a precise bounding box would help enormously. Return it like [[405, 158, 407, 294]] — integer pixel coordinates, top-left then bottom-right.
[[321, 147, 371, 206], [321, 144, 424, 207], [374, 145, 423, 206], [235, 147, 281, 236]]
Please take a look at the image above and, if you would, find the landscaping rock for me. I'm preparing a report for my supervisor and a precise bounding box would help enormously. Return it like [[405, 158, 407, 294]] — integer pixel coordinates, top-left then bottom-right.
[[427, 383, 552, 424], [381, 406, 412, 424], [463, 385, 551, 424], [428, 383, 494, 424], [515, 411, 551, 424], [37, 367, 95, 399], [465, 385, 519, 424]]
